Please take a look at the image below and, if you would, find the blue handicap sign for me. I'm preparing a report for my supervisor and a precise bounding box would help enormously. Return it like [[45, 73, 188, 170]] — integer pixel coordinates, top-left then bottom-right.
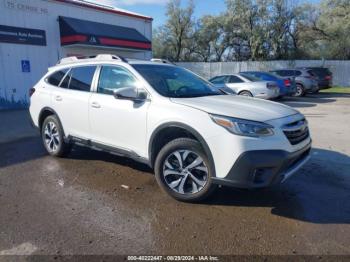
[[21, 60, 30, 73]]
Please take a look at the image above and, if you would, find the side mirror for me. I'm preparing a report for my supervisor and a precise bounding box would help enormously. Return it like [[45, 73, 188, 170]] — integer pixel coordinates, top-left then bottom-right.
[[113, 87, 148, 103]]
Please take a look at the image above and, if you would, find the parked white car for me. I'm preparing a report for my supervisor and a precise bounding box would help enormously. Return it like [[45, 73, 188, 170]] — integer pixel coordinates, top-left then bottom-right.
[[209, 73, 280, 99], [29, 54, 311, 202]]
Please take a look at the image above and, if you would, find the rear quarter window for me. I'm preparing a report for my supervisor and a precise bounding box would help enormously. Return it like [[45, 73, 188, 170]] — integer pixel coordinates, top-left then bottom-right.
[[47, 69, 68, 86], [311, 68, 332, 77]]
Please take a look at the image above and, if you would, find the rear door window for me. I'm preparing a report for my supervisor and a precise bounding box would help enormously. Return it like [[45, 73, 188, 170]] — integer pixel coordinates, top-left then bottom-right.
[[229, 75, 244, 83], [310, 68, 331, 77], [283, 70, 294, 77], [210, 76, 229, 84], [47, 69, 68, 86], [68, 66, 97, 92], [294, 70, 302, 76]]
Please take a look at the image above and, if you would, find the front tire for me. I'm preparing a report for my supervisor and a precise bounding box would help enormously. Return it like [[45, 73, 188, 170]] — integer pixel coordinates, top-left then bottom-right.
[[154, 138, 216, 202], [41, 115, 71, 157], [239, 90, 253, 97]]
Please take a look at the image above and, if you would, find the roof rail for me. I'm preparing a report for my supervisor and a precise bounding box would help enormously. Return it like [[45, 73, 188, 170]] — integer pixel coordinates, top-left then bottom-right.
[[95, 54, 128, 62], [151, 58, 175, 65], [57, 54, 128, 65], [57, 56, 79, 65]]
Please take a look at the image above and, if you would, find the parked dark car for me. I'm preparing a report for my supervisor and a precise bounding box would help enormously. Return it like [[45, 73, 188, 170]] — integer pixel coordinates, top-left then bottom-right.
[[298, 67, 333, 89], [270, 69, 319, 96], [241, 71, 296, 97]]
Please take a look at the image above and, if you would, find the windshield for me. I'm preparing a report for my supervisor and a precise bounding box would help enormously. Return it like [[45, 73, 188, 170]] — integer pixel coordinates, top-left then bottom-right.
[[132, 64, 222, 98]]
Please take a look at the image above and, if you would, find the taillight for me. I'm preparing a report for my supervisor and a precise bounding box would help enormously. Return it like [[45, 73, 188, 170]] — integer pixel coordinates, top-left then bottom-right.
[[29, 87, 35, 97], [284, 79, 291, 87], [325, 75, 332, 80]]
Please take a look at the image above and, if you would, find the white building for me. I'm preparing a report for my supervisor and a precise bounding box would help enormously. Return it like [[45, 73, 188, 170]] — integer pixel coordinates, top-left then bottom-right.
[[0, 0, 153, 109]]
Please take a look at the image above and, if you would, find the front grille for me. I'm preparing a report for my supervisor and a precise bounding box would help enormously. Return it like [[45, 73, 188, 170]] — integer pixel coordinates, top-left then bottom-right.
[[283, 119, 310, 145]]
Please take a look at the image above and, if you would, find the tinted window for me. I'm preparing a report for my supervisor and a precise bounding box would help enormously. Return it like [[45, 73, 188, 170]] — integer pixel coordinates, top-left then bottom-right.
[[229, 75, 244, 83], [47, 70, 68, 86], [68, 66, 96, 92], [239, 73, 260, 82], [271, 70, 293, 76], [271, 70, 285, 76], [60, 70, 71, 89], [253, 73, 276, 81], [97, 66, 138, 95], [210, 76, 228, 84], [308, 68, 331, 77], [281, 70, 292, 77], [294, 70, 302, 76]]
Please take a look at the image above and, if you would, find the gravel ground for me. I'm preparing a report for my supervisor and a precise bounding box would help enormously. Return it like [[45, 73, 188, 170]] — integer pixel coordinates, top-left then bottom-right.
[[0, 93, 349, 257]]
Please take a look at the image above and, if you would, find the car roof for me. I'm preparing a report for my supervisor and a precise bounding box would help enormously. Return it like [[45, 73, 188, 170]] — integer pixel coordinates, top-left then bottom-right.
[[210, 74, 240, 79], [271, 69, 298, 71], [297, 67, 328, 69], [49, 54, 175, 71], [241, 71, 268, 74]]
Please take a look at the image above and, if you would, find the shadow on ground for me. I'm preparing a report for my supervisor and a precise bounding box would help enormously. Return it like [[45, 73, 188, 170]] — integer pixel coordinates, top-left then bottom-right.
[[0, 137, 45, 168], [1, 139, 350, 225], [206, 148, 350, 224], [280, 94, 338, 108], [69, 145, 153, 173]]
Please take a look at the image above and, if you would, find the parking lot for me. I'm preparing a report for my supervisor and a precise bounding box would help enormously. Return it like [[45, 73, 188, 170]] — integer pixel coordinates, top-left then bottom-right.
[[0, 92, 349, 256]]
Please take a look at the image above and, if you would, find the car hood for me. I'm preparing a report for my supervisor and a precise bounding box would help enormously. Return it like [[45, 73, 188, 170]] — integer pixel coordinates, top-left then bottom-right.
[[170, 95, 299, 122]]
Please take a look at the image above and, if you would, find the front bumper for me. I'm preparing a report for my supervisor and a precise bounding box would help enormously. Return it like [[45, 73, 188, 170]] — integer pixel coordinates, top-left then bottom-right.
[[212, 141, 311, 188]]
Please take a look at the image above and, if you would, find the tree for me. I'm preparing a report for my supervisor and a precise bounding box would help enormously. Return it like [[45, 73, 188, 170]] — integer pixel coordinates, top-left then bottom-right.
[[295, 0, 350, 59], [152, 0, 350, 61], [225, 0, 271, 61], [164, 0, 195, 61]]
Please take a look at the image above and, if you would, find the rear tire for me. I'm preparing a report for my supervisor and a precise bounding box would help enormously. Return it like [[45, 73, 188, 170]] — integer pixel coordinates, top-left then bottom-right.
[[239, 91, 253, 97], [293, 84, 305, 97], [41, 115, 71, 157], [154, 138, 216, 202]]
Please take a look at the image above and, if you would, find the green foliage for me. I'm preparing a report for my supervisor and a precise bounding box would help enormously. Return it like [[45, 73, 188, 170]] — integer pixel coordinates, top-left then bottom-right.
[[152, 0, 350, 62]]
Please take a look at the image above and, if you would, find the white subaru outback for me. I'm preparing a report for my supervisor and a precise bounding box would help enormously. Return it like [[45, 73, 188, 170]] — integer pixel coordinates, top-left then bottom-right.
[[29, 55, 311, 202]]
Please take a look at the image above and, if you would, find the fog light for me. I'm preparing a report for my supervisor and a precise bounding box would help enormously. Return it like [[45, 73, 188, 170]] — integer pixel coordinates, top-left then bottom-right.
[[253, 169, 266, 184]]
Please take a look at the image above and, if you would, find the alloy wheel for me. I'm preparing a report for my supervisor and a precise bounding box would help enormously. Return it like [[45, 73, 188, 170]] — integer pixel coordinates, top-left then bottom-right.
[[44, 121, 60, 152], [162, 150, 208, 194], [295, 85, 303, 96]]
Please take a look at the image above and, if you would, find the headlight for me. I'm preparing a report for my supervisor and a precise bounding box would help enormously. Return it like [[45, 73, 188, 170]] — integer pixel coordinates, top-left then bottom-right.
[[210, 114, 274, 137]]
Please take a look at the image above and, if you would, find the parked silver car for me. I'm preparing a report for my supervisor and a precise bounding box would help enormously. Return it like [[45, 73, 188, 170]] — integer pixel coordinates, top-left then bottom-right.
[[270, 69, 319, 97], [209, 74, 279, 100]]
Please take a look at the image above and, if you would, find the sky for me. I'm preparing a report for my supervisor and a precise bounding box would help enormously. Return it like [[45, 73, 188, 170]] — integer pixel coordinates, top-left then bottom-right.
[[90, 0, 227, 27], [91, 0, 319, 28]]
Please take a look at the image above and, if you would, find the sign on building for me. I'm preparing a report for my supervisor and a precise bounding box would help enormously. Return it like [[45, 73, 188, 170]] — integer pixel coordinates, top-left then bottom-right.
[[0, 25, 46, 46]]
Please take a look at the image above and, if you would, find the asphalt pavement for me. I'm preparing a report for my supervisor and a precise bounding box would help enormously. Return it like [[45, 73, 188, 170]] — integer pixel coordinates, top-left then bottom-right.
[[0, 93, 349, 256]]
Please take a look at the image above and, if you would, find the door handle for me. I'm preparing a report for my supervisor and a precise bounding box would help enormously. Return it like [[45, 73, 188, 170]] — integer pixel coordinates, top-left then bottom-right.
[[91, 102, 101, 108], [55, 95, 62, 101]]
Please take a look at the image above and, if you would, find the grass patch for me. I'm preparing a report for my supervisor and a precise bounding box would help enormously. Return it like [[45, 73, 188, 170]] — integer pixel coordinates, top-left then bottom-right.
[[320, 87, 350, 93]]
